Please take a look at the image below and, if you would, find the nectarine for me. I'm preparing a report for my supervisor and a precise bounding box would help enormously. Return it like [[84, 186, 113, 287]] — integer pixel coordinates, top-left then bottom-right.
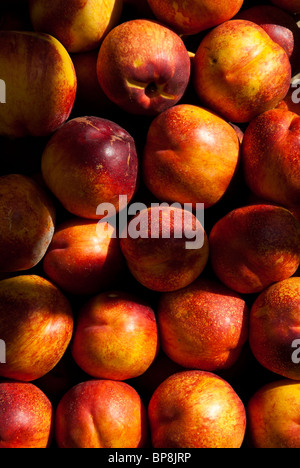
[[148, 370, 246, 448], [193, 20, 291, 123]]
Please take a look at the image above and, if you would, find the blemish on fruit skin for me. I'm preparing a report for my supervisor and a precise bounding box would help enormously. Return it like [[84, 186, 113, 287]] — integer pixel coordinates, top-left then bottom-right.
[[133, 58, 143, 68]]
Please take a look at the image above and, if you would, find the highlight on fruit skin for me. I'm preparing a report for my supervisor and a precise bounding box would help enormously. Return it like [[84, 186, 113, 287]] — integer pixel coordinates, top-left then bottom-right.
[[0, 30, 77, 138], [147, 0, 245, 35], [29, 0, 123, 53]]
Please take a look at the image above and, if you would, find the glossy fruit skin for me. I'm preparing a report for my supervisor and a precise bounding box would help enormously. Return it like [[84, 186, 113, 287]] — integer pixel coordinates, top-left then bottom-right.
[[43, 218, 125, 296], [29, 0, 123, 53], [242, 108, 300, 209], [0, 174, 55, 273], [247, 379, 300, 448], [0, 30, 76, 138], [143, 104, 240, 209], [97, 19, 191, 115], [236, 5, 300, 72], [157, 277, 249, 371], [0, 382, 54, 449], [55, 379, 149, 448], [71, 290, 159, 381], [147, 0, 244, 35], [249, 277, 300, 380], [209, 204, 300, 294], [193, 19, 291, 123], [0, 275, 74, 382], [41, 116, 139, 219], [120, 205, 209, 292], [148, 370, 247, 448]]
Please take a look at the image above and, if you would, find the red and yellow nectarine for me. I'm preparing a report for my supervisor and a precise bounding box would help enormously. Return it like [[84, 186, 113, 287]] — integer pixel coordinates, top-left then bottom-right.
[[0, 174, 55, 273], [0, 275, 73, 382], [143, 104, 240, 209], [193, 20, 291, 123], [147, 0, 244, 35], [0, 381, 54, 448], [43, 217, 124, 296], [242, 108, 300, 209], [71, 290, 159, 380], [247, 379, 300, 448], [0, 31, 76, 138], [249, 277, 300, 380], [55, 379, 148, 448], [148, 370, 247, 448], [157, 277, 249, 371], [209, 204, 300, 294], [29, 0, 123, 53], [97, 19, 191, 115]]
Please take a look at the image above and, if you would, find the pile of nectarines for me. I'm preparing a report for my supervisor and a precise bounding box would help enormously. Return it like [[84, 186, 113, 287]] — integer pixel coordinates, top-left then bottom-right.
[[0, 0, 299, 449]]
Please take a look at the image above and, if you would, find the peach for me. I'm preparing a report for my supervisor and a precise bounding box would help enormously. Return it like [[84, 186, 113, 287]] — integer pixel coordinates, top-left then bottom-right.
[[0, 382, 54, 448], [148, 370, 247, 448], [71, 290, 159, 380], [157, 277, 249, 371], [43, 217, 125, 296], [193, 19, 291, 123], [242, 108, 300, 209], [142, 104, 241, 209], [96, 19, 191, 115], [41, 116, 139, 219], [120, 205, 209, 292], [236, 5, 300, 72], [55, 379, 148, 448], [29, 0, 123, 53], [0, 275, 73, 382], [247, 379, 300, 448], [209, 204, 300, 294], [147, 0, 244, 35], [0, 31, 76, 138], [249, 277, 300, 380], [0, 174, 55, 273]]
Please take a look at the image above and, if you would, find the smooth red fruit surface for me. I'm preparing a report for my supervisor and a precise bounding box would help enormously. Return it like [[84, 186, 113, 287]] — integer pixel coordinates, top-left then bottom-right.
[[55, 379, 148, 448], [43, 217, 124, 296], [120, 205, 209, 292], [97, 19, 191, 115], [249, 277, 300, 380], [143, 104, 240, 209], [0, 174, 55, 273], [193, 19, 291, 123], [270, 0, 300, 14], [0, 275, 73, 382], [148, 370, 246, 448], [41, 116, 138, 219], [247, 379, 300, 448], [242, 108, 300, 209], [157, 278, 249, 371], [209, 204, 300, 294], [236, 5, 300, 71], [71, 291, 159, 380], [147, 0, 244, 35], [0, 31, 76, 138], [0, 382, 54, 448]]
